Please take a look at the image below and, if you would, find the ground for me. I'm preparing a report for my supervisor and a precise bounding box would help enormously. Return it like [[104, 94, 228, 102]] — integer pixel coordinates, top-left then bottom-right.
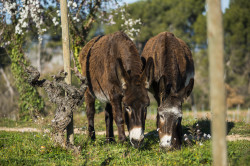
[[0, 110, 249, 165]]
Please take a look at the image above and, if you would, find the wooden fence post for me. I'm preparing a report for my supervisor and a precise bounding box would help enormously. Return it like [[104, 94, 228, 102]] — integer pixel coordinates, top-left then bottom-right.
[[60, 0, 74, 144], [207, 0, 227, 165]]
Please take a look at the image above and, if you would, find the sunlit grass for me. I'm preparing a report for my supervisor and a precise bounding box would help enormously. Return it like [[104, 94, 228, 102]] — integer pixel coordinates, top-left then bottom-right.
[[0, 113, 249, 165], [0, 129, 249, 165]]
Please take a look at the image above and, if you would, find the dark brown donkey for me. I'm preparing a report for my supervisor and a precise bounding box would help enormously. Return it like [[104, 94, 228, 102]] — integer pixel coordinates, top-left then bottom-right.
[[79, 32, 154, 148], [141, 32, 194, 149]]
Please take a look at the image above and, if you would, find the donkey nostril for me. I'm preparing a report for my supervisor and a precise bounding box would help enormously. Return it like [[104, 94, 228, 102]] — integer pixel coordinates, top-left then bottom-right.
[[131, 138, 143, 148]]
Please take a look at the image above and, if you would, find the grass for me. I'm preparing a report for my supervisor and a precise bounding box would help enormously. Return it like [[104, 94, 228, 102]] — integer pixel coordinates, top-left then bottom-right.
[[0, 130, 249, 165], [228, 121, 250, 136], [0, 113, 250, 165]]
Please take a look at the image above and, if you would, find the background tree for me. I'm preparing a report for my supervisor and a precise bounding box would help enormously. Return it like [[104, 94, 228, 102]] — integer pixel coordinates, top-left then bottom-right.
[[193, 0, 250, 108], [105, 0, 205, 50], [224, 0, 250, 107]]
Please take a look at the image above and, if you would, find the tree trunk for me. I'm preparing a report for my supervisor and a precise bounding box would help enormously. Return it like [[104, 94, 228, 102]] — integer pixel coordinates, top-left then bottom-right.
[[37, 41, 41, 72], [22, 64, 87, 154], [207, 0, 227, 165], [60, 0, 73, 144], [0, 67, 14, 100]]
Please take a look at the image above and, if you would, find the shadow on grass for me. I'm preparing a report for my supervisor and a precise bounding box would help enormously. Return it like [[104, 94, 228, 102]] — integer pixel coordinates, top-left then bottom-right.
[[182, 119, 235, 135], [141, 119, 235, 150], [141, 130, 159, 150], [0, 158, 42, 165], [101, 157, 114, 166]]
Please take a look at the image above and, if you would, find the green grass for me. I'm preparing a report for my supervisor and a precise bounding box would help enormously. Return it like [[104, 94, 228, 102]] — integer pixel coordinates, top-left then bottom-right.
[[0, 113, 249, 165], [0, 130, 249, 165], [0, 118, 37, 128], [228, 121, 250, 136], [0, 118, 51, 129]]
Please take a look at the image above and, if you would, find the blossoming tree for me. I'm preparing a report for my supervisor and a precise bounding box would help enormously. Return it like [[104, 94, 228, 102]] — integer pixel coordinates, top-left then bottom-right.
[[0, 0, 142, 120]]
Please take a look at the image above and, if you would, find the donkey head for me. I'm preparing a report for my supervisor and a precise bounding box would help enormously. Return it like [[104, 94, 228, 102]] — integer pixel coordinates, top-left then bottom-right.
[[116, 57, 154, 148], [157, 76, 194, 149]]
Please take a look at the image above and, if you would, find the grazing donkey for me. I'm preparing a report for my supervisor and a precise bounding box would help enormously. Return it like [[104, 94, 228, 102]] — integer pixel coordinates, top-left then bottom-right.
[[141, 32, 194, 149], [79, 32, 154, 148]]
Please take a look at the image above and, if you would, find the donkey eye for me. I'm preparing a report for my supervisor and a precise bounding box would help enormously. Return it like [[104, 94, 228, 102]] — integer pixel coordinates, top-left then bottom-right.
[[125, 106, 131, 112], [160, 115, 164, 119]]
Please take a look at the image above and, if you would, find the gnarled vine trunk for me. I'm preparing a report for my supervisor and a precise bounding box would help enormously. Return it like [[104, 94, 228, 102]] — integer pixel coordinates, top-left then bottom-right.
[[22, 64, 87, 154]]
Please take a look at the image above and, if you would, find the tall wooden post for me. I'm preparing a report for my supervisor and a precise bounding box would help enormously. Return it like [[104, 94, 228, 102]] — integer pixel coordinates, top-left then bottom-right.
[[60, 0, 74, 144], [207, 0, 227, 165]]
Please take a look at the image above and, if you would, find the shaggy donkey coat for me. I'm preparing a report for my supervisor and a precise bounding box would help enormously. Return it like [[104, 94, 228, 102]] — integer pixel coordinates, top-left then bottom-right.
[[141, 31, 194, 149], [79, 32, 153, 147]]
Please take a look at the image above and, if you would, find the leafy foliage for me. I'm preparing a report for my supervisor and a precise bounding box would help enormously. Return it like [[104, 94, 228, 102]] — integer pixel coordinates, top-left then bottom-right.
[[105, 0, 205, 49], [8, 37, 44, 121]]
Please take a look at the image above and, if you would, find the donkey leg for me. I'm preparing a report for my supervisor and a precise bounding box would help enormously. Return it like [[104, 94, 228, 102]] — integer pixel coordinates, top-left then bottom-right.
[[111, 99, 126, 142], [85, 90, 96, 140], [105, 103, 115, 143]]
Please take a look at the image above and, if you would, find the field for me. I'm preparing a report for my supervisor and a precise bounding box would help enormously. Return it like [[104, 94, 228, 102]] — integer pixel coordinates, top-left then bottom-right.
[[0, 111, 250, 165]]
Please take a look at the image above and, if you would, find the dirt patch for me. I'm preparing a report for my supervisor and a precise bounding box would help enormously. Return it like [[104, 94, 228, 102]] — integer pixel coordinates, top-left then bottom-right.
[[226, 134, 250, 141], [0, 127, 47, 133], [0, 127, 129, 136]]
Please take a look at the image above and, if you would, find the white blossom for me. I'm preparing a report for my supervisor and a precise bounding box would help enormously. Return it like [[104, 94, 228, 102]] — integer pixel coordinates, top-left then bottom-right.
[[105, 4, 142, 40], [4, 41, 11, 46], [68, 1, 73, 7], [72, 2, 77, 8], [22, 22, 28, 28], [52, 17, 59, 26]]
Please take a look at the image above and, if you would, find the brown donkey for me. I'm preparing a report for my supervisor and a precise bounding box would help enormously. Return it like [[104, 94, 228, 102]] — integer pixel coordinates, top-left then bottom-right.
[[79, 32, 154, 148], [141, 32, 194, 149]]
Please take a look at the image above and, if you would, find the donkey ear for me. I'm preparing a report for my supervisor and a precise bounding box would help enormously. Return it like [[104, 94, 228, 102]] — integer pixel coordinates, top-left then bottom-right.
[[115, 58, 129, 90], [141, 57, 154, 89], [185, 78, 194, 98], [159, 76, 166, 94], [141, 56, 146, 72], [159, 76, 171, 102], [179, 78, 194, 99]]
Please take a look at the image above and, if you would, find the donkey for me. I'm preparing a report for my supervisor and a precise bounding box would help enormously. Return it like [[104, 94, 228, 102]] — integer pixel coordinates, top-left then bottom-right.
[[141, 32, 194, 149], [79, 32, 154, 148]]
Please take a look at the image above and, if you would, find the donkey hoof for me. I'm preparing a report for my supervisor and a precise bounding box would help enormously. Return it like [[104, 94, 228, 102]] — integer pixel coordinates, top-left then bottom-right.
[[106, 137, 115, 143]]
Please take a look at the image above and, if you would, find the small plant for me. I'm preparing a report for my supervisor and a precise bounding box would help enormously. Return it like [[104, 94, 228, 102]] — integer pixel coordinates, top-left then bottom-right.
[[184, 122, 211, 146]]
